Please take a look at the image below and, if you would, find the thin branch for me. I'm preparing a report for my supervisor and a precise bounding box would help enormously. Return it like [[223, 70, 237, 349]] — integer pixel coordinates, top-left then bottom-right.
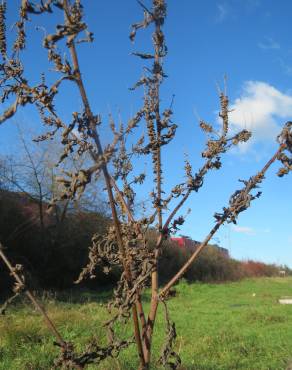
[[62, 1, 146, 366], [0, 242, 65, 346], [159, 143, 286, 297]]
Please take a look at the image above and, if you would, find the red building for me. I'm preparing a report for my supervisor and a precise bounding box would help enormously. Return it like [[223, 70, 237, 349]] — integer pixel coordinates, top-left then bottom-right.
[[170, 235, 229, 257], [170, 236, 199, 252]]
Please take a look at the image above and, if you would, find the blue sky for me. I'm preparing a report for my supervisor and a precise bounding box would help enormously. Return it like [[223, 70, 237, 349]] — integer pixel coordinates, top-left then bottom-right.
[[1, 1, 292, 266]]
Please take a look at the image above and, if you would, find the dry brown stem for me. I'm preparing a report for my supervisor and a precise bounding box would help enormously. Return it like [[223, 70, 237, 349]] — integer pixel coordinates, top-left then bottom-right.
[[0, 242, 87, 369], [61, 1, 146, 366], [0, 1, 291, 369]]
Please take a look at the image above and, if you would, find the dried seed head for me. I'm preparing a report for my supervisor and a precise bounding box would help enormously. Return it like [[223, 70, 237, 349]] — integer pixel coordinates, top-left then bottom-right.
[[0, 1, 7, 57], [200, 120, 213, 133], [219, 92, 229, 135], [276, 122, 292, 177], [232, 129, 252, 145], [13, 20, 26, 52]]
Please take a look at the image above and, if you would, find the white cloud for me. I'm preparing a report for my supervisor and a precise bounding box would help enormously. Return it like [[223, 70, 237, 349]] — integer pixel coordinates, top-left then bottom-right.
[[215, 0, 260, 23], [278, 58, 292, 76], [262, 228, 271, 233], [216, 3, 229, 22], [232, 225, 256, 235], [245, 0, 261, 9], [258, 37, 280, 50], [228, 81, 292, 151]]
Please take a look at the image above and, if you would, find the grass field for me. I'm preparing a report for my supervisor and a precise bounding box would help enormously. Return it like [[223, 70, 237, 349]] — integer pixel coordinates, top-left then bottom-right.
[[1, 277, 292, 369]]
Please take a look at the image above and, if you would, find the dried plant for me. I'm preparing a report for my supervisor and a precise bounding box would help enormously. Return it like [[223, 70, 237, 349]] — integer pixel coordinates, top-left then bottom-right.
[[0, 1, 291, 369]]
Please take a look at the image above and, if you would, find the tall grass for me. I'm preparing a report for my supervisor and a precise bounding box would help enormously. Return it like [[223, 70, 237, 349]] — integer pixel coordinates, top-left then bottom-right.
[[2, 277, 292, 369]]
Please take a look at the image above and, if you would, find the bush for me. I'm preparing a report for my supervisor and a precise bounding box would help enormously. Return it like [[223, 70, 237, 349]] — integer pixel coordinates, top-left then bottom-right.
[[0, 190, 114, 292], [159, 240, 281, 283], [240, 260, 279, 278], [0, 189, 283, 296]]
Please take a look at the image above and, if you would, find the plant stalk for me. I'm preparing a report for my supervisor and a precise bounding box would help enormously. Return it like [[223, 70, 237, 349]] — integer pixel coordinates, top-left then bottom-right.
[[62, 1, 146, 366], [0, 243, 65, 346]]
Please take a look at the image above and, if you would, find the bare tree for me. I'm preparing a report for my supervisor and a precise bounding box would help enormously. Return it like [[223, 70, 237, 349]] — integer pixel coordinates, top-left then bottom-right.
[[0, 128, 107, 228], [0, 1, 291, 369]]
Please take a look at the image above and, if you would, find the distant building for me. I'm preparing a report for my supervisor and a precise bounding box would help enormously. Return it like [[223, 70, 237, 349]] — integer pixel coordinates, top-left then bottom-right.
[[170, 236, 199, 252], [212, 245, 229, 258], [170, 235, 229, 258]]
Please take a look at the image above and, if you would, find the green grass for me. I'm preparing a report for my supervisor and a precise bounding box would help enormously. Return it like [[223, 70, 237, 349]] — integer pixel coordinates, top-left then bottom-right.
[[1, 277, 292, 369]]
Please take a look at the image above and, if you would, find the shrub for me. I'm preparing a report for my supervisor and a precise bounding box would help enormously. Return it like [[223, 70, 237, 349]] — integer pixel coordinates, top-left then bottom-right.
[[159, 241, 281, 283]]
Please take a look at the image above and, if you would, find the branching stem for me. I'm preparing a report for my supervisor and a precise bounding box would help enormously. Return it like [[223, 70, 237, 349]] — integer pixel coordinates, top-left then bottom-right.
[[62, 1, 146, 366], [0, 243, 65, 346], [160, 143, 286, 296]]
